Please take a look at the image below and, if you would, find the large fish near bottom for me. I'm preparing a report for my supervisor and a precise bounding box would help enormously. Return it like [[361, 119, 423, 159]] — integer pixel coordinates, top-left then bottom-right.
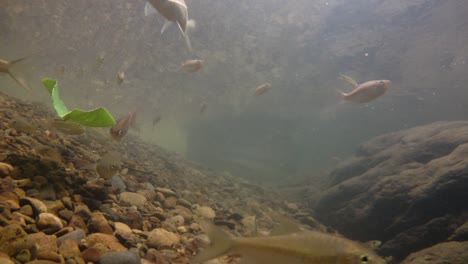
[[145, 0, 196, 53], [0, 57, 31, 92], [191, 220, 386, 264]]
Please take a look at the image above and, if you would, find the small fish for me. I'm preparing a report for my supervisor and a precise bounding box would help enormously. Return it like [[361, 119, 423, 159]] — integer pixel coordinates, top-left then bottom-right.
[[96, 53, 105, 68], [49, 119, 85, 135], [338, 74, 391, 104], [181, 59, 204, 73], [117, 69, 125, 85], [152, 115, 162, 129], [0, 57, 31, 92], [191, 220, 386, 264], [144, 0, 196, 53], [8, 117, 36, 133], [199, 102, 207, 114], [254, 82, 272, 96], [96, 151, 121, 180], [110, 112, 137, 141]]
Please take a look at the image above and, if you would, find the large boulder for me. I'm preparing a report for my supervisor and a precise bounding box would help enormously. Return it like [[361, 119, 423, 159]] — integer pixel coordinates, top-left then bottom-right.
[[313, 121, 468, 261], [401, 241, 468, 264]]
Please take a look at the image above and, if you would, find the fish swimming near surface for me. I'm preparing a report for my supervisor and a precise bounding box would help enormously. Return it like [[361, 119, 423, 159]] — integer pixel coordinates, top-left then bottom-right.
[[0, 57, 32, 92], [181, 59, 204, 73], [110, 112, 137, 141], [338, 74, 391, 104], [191, 220, 386, 264], [254, 82, 272, 96], [144, 0, 196, 53]]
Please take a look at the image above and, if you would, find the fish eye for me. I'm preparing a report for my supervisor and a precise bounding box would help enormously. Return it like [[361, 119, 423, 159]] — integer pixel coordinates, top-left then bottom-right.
[[379, 80, 384, 85], [360, 254, 369, 264]]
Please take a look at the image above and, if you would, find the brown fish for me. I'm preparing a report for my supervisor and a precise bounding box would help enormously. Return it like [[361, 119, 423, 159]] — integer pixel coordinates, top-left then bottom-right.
[[0, 57, 31, 92], [181, 59, 204, 73], [117, 69, 125, 85], [110, 112, 137, 141], [254, 82, 272, 96], [338, 74, 391, 104], [145, 0, 196, 52], [49, 119, 85, 135], [8, 117, 36, 133], [96, 151, 121, 180], [191, 220, 386, 264]]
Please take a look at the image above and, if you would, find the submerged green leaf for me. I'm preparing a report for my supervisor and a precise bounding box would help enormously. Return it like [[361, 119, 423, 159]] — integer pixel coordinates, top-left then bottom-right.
[[42, 78, 116, 127]]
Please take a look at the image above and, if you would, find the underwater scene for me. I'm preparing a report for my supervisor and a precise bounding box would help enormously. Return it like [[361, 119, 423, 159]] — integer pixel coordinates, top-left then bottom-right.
[[1, 0, 468, 263]]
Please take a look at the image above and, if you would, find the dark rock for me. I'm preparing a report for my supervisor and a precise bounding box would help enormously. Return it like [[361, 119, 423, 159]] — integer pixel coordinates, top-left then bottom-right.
[[449, 221, 468, 241], [314, 121, 468, 260]]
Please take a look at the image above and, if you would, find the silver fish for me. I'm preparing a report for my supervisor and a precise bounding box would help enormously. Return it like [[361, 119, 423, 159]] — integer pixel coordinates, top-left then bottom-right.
[[338, 74, 391, 104], [145, 0, 196, 52]]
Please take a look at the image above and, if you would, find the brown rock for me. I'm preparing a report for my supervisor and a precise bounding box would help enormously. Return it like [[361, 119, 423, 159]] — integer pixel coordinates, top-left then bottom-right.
[[68, 215, 88, 233], [19, 197, 47, 216], [147, 228, 180, 249], [83, 233, 126, 251], [81, 245, 109, 263], [58, 239, 80, 260], [401, 241, 468, 264], [19, 205, 33, 216], [154, 192, 165, 202], [26, 232, 61, 262], [119, 192, 147, 209], [163, 197, 177, 209], [0, 224, 33, 256], [0, 162, 14, 176], [88, 212, 113, 235], [37, 213, 63, 234]]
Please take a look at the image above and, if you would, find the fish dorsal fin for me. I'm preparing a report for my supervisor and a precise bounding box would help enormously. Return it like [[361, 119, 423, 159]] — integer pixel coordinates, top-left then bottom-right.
[[169, 0, 188, 9], [270, 213, 302, 236], [161, 20, 172, 35], [363, 240, 382, 250], [339, 73, 359, 88], [144, 2, 158, 16]]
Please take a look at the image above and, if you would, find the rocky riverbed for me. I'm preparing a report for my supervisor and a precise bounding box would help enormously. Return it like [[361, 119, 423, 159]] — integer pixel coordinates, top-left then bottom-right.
[[312, 121, 468, 263], [0, 91, 324, 264]]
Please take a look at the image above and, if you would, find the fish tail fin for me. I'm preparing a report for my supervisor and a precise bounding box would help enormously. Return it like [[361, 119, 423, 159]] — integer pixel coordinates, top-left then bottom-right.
[[339, 73, 358, 87], [336, 89, 347, 100], [184, 20, 196, 53], [7, 57, 32, 93], [144, 1, 157, 16], [9, 57, 28, 66], [190, 220, 234, 264], [8, 72, 32, 93]]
